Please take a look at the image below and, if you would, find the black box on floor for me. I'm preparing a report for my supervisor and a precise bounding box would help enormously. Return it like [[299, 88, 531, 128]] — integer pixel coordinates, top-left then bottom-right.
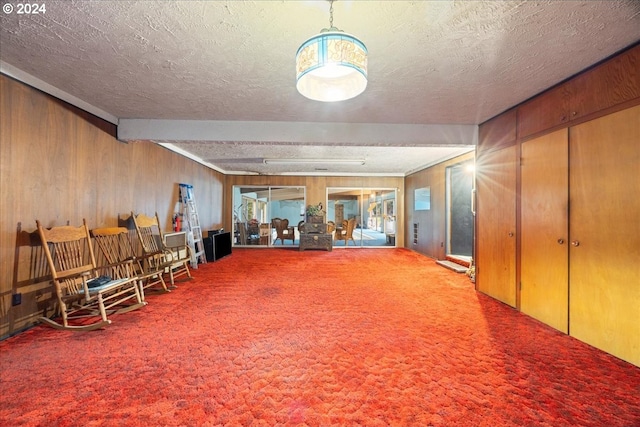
[[208, 229, 223, 238], [203, 237, 214, 262], [204, 231, 232, 261]]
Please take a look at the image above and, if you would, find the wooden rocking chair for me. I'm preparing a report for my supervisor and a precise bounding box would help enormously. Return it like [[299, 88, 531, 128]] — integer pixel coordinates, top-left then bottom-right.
[[36, 219, 146, 331], [92, 226, 169, 301], [131, 212, 192, 287]]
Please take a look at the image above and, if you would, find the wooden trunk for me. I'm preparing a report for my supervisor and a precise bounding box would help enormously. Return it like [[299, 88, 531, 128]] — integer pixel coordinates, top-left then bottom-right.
[[299, 233, 332, 251], [307, 215, 324, 224], [301, 222, 328, 234]]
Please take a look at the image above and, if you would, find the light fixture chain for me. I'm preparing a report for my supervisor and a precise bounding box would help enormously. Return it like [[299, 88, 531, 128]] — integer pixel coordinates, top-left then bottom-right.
[[329, 0, 334, 29]]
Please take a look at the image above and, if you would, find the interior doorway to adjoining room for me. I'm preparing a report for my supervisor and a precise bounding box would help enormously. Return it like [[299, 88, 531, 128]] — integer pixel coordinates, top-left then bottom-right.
[[232, 186, 305, 247], [445, 160, 475, 262], [327, 187, 397, 247]]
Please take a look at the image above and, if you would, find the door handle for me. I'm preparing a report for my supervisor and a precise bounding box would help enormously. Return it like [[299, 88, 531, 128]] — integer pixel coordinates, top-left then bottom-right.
[[557, 238, 565, 244], [571, 240, 580, 247], [508, 232, 514, 237]]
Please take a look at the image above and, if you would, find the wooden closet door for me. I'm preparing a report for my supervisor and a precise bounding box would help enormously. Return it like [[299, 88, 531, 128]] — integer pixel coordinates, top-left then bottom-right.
[[569, 105, 640, 366], [521, 129, 569, 333], [476, 145, 517, 307]]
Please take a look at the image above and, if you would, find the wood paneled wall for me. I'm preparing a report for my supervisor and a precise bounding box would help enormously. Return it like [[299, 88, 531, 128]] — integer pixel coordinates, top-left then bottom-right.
[[0, 75, 225, 338], [404, 152, 475, 260], [224, 175, 405, 246]]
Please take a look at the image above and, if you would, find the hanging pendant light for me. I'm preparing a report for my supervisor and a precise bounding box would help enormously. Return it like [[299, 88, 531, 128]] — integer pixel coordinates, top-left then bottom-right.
[[296, 0, 368, 102]]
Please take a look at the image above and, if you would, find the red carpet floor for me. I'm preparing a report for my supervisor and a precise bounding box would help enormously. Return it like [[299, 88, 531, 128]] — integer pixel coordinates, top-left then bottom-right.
[[1, 248, 639, 426]]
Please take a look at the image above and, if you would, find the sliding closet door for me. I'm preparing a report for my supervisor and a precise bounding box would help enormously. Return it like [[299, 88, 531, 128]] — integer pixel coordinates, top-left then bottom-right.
[[569, 105, 640, 366], [521, 129, 569, 333], [476, 145, 517, 307]]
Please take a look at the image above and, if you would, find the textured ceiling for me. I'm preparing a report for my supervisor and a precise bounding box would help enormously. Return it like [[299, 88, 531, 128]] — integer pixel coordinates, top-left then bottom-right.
[[1, 1, 639, 175]]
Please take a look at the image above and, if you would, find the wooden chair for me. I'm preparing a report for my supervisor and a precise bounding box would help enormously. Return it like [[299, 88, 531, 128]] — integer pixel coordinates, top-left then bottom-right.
[[236, 222, 247, 245], [272, 218, 295, 245], [35, 219, 145, 331], [259, 223, 270, 245], [131, 212, 192, 287], [92, 226, 169, 301], [335, 217, 357, 246], [246, 221, 260, 245], [327, 221, 336, 235]]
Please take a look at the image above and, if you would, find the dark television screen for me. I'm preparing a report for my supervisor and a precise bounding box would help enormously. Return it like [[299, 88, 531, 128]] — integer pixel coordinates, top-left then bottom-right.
[[212, 231, 232, 261]]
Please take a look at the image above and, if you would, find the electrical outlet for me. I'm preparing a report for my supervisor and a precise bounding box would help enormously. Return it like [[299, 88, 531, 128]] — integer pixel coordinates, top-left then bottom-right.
[[12, 293, 22, 306]]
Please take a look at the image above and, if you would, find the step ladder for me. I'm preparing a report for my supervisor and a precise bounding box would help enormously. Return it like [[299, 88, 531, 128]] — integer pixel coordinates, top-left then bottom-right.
[[178, 183, 206, 268]]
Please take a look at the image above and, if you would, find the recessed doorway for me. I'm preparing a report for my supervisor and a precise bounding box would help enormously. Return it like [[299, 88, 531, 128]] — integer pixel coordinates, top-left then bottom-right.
[[445, 161, 475, 262], [232, 186, 305, 247], [327, 187, 397, 247]]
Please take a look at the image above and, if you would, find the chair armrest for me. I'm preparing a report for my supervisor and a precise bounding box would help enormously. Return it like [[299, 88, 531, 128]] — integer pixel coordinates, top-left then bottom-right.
[[163, 244, 191, 262], [161, 248, 176, 263]]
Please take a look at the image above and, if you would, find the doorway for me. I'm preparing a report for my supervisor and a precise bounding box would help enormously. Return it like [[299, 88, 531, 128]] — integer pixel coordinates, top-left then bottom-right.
[[327, 187, 397, 247], [446, 161, 474, 261], [232, 186, 305, 247]]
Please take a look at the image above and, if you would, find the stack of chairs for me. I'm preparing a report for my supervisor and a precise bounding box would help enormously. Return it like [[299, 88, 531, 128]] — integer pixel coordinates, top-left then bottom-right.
[[35, 211, 200, 331], [35, 219, 146, 331], [91, 226, 169, 301]]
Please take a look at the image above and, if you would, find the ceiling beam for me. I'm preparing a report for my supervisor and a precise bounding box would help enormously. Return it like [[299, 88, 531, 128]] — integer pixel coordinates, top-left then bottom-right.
[[1, 61, 118, 125], [118, 119, 478, 147]]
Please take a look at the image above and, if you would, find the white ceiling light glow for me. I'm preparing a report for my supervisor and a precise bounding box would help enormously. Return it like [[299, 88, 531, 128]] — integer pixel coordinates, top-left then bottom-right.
[[295, 0, 368, 102]]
